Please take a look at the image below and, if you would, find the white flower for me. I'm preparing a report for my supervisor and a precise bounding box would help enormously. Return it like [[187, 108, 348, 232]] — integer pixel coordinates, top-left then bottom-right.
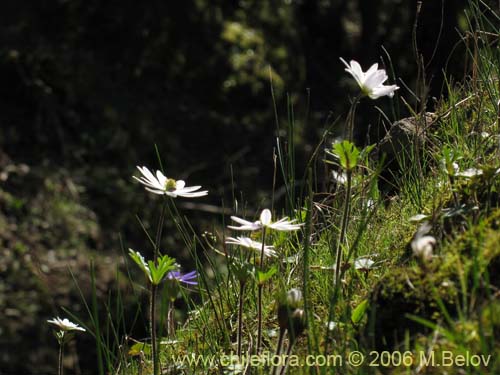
[[225, 236, 277, 257], [354, 257, 375, 271], [133, 166, 208, 198], [332, 170, 347, 185], [455, 168, 483, 178], [340, 58, 399, 99], [47, 317, 86, 332], [411, 224, 436, 262], [326, 321, 338, 331], [409, 214, 429, 223], [228, 209, 303, 232]]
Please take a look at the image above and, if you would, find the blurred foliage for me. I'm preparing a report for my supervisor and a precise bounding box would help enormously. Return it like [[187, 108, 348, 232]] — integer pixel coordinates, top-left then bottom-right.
[[0, 0, 473, 372]]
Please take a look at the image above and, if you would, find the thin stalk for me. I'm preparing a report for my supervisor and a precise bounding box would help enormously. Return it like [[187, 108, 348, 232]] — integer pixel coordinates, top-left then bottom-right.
[[272, 328, 286, 375], [256, 226, 267, 354], [237, 281, 245, 357], [150, 284, 159, 375], [58, 338, 64, 375], [303, 168, 314, 355], [90, 262, 104, 375], [259, 227, 268, 270], [334, 170, 352, 286], [346, 96, 361, 143], [167, 300, 175, 337], [154, 201, 167, 262], [278, 339, 296, 375], [256, 285, 264, 355]]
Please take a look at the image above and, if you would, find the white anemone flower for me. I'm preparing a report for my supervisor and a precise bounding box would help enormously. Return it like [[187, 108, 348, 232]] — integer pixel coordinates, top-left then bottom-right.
[[228, 209, 303, 232], [354, 257, 375, 271], [47, 317, 86, 332], [412, 236, 436, 262], [332, 170, 348, 185], [411, 224, 436, 262], [340, 58, 399, 99], [455, 168, 483, 179], [409, 214, 429, 223], [225, 236, 277, 258], [133, 166, 208, 198]]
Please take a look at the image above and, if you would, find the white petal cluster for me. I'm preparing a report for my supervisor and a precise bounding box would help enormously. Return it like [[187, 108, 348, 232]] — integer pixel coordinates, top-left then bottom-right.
[[225, 236, 277, 257], [47, 317, 86, 332], [332, 170, 348, 185], [411, 224, 436, 262], [133, 166, 208, 198], [340, 58, 399, 100], [354, 257, 375, 270], [455, 167, 483, 178], [228, 209, 303, 232]]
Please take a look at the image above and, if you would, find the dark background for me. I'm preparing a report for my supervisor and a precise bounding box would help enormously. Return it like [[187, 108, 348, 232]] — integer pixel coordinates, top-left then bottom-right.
[[0, 0, 476, 373]]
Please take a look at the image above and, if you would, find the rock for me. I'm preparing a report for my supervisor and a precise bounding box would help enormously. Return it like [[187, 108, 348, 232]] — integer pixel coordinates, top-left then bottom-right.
[[375, 112, 437, 195]]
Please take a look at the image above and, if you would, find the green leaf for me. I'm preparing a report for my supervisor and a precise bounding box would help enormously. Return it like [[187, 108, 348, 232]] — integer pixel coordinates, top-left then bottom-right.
[[333, 140, 360, 171], [255, 265, 278, 285], [150, 255, 176, 285], [128, 249, 152, 283], [351, 299, 369, 324], [359, 143, 376, 162], [128, 342, 151, 356]]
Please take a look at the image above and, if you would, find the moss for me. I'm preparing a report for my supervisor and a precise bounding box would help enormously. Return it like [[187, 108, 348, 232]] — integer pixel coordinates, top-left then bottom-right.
[[364, 209, 500, 353], [364, 256, 460, 351]]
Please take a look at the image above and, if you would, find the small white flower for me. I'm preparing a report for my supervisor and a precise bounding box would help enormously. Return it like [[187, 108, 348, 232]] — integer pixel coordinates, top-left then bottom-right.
[[455, 168, 483, 178], [340, 58, 399, 99], [354, 257, 375, 271], [409, 214, 429, 223], [228, 209, 303, 232], [332, 170, 347, 185], [133, 166, 208, 198], [411, 224, 436, 262], [326, 321, 338, 331], [225, 236, 277, 258], [412, 236, 435, 261], [47, 317, 86, 332]]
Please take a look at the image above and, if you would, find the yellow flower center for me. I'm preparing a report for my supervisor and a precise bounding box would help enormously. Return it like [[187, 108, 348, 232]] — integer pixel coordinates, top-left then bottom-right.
[[164, 178, 177, 192]]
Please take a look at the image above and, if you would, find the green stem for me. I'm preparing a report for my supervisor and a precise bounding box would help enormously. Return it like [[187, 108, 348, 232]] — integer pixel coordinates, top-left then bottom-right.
[[237, 281, 245, 357], [303, 168, 314, 354], [346, 96, 361, 143], [168, 300, 175, 337], [259, 226, 267, 271], [256, 226, 267, 354], [256, 284, 263, 355], [58, 338, 64, 375], [334, 170, 352, 286], [154, 201, 167, 262], [150, 284, 159, 375]]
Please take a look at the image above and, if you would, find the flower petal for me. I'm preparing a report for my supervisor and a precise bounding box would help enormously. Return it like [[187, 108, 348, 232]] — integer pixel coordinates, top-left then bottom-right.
[[260, 209, 272, 226]]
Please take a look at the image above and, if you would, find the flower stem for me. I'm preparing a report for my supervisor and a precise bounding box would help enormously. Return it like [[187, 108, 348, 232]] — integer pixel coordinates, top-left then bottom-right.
[[334, 170, 352, 286], [237, 281, 245, 357], [346, 95, 361, 143], [256, 284, 263, 355], [150, 284, 159, 375], [259, 227, 267, 271], [256, 226, 267, 354], [272, 328, 286, 375], [278, 337, 296, 375], [167, 300, 175, 337], [58, 339, 64, 375], [154, 201, 167, 263]]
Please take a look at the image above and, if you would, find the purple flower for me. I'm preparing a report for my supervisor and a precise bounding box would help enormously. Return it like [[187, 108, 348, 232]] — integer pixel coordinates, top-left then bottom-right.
[[167, 270, 198, 285]]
